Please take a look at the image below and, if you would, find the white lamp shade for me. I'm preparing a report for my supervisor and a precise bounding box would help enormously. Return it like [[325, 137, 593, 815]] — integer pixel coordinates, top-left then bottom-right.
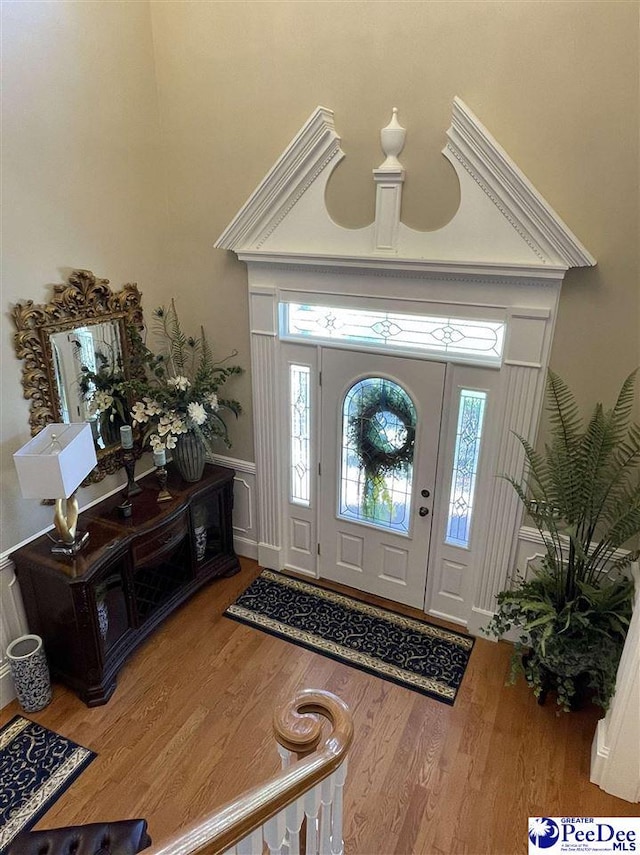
[[13, 423, 98, 499]]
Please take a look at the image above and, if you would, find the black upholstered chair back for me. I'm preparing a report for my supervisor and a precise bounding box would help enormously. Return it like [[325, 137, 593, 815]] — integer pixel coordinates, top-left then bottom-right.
[[6, 819, 151, 855]]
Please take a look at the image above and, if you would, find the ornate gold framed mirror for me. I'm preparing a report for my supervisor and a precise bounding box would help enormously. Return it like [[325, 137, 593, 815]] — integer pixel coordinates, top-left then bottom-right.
[[12, 269, 146, 482]]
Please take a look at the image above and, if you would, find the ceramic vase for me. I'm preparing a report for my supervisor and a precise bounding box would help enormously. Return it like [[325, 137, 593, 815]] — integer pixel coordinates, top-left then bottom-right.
[[173, 432, 206, 482], [97, 599, 109, 641], [6, 634, 53, 712], [194, 525, 208, 561]]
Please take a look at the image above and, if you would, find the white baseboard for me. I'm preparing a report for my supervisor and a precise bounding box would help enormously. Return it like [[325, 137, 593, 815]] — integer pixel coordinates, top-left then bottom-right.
[[0, 663, 17, 710], [257, 543, 282, 570], [466, 606, 497, 640], [427, 607, 467, 629], [234, 535, 258, 561]]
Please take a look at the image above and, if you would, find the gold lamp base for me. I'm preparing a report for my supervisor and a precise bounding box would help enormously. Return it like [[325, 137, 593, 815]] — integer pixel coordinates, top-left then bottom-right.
[[49, 531, 90, 556], [50, 493, 90, 555]]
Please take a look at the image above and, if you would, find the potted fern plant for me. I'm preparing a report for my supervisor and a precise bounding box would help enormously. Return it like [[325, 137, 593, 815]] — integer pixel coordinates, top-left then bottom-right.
[[486, 370, 639, 711]]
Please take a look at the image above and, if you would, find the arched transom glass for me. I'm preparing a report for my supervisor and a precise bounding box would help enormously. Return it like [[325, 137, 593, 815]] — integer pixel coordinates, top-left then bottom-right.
[[340, 377, 417, 534]]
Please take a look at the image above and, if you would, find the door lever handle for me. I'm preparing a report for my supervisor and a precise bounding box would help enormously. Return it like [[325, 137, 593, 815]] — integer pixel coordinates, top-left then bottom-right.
[[419, 506, 429, 517]]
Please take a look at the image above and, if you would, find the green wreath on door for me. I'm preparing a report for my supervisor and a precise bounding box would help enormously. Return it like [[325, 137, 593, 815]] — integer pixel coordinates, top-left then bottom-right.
[[348, 380, 416, 519]]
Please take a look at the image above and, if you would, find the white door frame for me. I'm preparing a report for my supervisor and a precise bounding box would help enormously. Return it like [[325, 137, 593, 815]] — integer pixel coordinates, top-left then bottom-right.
[[253, 270, 557, 633], [217, 101, 595, 634]]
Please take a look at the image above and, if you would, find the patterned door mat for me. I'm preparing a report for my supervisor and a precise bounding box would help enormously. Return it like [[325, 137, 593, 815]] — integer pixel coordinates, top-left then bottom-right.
[[224, 570, 474, 705], [0, 715, 96, 850]]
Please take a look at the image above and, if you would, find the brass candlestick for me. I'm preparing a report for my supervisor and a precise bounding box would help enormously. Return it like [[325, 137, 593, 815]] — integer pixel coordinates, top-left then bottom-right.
[[156, 465, 172, 503], [122, 450, 143, 500]]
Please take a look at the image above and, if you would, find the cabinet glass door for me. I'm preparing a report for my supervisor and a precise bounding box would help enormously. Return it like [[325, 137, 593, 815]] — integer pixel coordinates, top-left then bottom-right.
[[133, 539, 191, 623], [94, 562, 132, 657], [192, 493, 226, 568]]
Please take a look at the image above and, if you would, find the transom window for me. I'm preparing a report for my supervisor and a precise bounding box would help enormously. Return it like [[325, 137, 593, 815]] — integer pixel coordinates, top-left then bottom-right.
[[281, 303, 505, 364]]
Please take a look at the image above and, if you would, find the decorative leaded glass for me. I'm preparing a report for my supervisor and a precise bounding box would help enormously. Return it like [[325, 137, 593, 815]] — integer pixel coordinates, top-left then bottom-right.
[[446, 390, 487, 548], [340, 377, 416, 534], [282, 303, 504, 363], [290, 365, 311, 505]]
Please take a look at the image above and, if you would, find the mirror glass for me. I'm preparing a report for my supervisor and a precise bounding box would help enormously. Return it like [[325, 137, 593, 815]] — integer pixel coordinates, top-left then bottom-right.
[[49, 320, 125, 449], [12, 269, 146, 482]]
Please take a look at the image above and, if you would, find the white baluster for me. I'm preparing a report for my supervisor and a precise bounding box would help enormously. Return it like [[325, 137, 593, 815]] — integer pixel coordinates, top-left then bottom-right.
[[236, 827, 265, 855], [330, 759, 348, 855], [318, 774, 336, 855], [304, 783, 322, 855], [264, 810, 288, 855], [318, 806, 331, 855], [277, 744, 293, 770], [283, 795, 305, 855]]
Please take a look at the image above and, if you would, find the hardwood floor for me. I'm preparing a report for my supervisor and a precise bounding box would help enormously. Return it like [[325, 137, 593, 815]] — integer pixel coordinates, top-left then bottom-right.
[[3, 558, 637, 855]]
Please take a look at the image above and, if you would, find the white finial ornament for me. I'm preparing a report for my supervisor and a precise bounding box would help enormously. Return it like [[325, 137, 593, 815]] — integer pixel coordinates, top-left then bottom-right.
[[378, 107, 406, 171]]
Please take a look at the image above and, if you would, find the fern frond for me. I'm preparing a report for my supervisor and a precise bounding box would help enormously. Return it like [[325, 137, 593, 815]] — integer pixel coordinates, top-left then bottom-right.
[[577, 404, 619, 532], [193, 326, 215, 391], [515, 433, 551, 495], [153, 300, 189, 375], [218, 397, 242, 417], [609, 369, 638, 441], [546, 370, 583, 447], [600, 487, 640, 550]]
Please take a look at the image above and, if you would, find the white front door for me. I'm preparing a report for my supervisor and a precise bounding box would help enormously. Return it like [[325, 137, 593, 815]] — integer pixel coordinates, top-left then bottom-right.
[[319, 348, 446, 608]]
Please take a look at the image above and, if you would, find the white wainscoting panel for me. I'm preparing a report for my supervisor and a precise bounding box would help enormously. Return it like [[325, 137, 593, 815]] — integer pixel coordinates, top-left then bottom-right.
[[0, 557, 29, 708], [210, 454, 258, 560]]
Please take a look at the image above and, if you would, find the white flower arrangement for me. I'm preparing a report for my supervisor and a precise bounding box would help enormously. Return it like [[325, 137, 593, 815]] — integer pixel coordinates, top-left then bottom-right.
[[128, 302, 242, 454]]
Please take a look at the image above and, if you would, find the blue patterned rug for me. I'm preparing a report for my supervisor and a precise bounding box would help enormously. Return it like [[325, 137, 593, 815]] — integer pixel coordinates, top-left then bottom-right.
[[0, 715, 96, 850], [224, 570, 474, 705]]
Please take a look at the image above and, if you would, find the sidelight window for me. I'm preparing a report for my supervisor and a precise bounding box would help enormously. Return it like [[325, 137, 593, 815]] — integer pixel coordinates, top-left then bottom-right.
[[446, 389, 487, 548], [289, 364, 311, 505]]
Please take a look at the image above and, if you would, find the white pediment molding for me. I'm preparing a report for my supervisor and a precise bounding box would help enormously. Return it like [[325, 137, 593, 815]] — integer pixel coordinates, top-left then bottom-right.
[[215, 99, 595, 272], [445, 97, 595, 268], [215, 106, 344, 252]]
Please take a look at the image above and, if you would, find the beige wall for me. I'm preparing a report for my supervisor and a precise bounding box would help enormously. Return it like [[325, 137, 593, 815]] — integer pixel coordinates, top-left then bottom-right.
[[1, 1, 168, 553], [150, 0, 638, 422], [152, 0, 640, 414], [2, 0, 638, 554]]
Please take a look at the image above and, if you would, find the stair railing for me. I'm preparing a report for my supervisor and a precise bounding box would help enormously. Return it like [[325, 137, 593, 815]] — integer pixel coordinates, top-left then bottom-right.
[[149, 688, 353, 855]]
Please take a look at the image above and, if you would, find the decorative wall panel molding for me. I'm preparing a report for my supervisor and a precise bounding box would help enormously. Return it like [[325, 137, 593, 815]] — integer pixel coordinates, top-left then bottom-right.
[[209, 453, 258, 560], [0, 557, 28, 708]]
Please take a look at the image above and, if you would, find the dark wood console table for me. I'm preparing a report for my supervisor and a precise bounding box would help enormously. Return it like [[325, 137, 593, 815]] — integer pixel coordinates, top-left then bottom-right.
[[12, 464, 240, 707]]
